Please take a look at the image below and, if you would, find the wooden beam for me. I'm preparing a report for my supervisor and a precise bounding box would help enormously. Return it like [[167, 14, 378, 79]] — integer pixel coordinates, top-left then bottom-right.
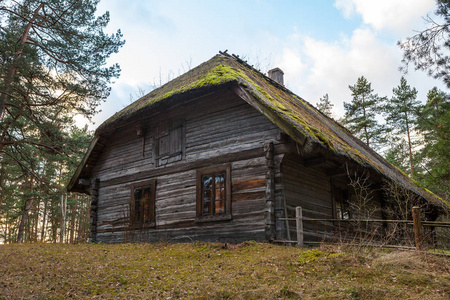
[[88, 179, 100, 243], [273, 142, 296, 155], [68, 135, 108, 193], [100, 147, 265, 189], [67, 135, 100, 193], [296, 206, 303, 247], [264, 141, 276, 241], [412, 206, 423, 250]]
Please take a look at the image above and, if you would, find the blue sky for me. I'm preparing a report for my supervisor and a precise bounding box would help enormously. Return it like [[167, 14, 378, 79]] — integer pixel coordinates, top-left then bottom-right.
[[84, 0, 445, 128]]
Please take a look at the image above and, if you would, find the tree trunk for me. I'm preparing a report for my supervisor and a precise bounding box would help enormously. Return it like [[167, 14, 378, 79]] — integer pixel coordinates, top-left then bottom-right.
[[83, 198, 90, 242], [77, 198, 87, 242], [5, 218, 9, 244], [70, 195, 77, 244], [33, 198, 40, 242], [60, 194, 67, 243], [17, 177, 34, 243], [17, 199, 33, 243], [40, 199, 48, 242], [404, 111, 414, 175], [362, 96, 370, 147], [52, 217, 58, 243], [0, 3, 43, 118], [6, 213, 10, 244]]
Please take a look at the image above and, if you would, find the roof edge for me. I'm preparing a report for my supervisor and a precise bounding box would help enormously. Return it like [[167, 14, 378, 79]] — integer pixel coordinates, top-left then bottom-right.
[[67, 135, 99, 193]]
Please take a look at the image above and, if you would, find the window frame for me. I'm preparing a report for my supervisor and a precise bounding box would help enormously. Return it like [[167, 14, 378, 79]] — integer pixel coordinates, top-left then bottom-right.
[[130, 180, 156, 228], [196, 165, 232, 222], [332, 185, 351, 220], [153, 120, 185, 167]]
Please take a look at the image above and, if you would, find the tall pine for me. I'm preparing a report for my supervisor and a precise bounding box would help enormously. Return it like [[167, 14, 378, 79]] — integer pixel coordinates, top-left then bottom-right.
[[384, 77, 421, 176], [416, 87, 449, 198], [344, 76, 384, 149], [0, 0, 124, 242]]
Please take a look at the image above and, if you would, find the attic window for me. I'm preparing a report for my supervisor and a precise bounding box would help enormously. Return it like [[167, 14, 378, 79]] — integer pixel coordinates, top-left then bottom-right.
[[130, 180, 156, 227], [196, 165, 232, 222], [154, 120, 185, 167]]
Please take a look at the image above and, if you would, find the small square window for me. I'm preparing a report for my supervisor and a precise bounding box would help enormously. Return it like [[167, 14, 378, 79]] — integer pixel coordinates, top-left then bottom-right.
[[196, 165, 231, 222], [130, 180, 156, 227]]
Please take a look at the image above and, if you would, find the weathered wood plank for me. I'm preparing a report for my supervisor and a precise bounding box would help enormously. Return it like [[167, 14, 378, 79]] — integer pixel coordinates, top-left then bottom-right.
[[89, 88, 284, 243], [233, 179, 266, 193]]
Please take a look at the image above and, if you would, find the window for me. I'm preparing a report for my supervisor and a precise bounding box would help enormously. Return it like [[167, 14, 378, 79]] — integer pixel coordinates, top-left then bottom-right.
[[196, 165, 231, 222], [333, 187, 351, 220], [130, 180, 156, 227], [154, 121, 185, 167]]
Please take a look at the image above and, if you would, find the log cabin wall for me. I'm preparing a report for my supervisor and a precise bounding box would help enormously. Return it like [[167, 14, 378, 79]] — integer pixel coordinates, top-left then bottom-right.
[[281, 154, 333, 241], [330, 175, 384, 220], [281, 153, 385, 243], [89, 88, 283, 243], [88, 179, 99, 243]]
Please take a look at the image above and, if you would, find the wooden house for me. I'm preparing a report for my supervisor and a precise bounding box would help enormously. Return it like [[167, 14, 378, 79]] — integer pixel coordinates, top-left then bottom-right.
[[68, 52, 448, 244]]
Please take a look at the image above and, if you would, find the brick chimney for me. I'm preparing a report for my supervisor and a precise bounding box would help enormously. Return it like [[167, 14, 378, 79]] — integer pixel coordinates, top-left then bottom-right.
[[267, 68, 284, 86]]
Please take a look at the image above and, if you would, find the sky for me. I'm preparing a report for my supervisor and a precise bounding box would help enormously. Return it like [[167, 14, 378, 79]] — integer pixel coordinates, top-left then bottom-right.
[[84, 0, 446, 129]]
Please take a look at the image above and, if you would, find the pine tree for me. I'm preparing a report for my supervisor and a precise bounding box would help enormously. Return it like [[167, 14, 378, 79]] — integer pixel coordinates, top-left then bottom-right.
[[316, 93, 334, 117], [0, 0, 124, 154], [385, 140, 410, 173], [0, 0, 122, 242], [344, 76, 384, 149], [384, 77, 421, 176], [416, 87, 450, 198], [399, 0, 450, 88], [0, 125, 92, 243]]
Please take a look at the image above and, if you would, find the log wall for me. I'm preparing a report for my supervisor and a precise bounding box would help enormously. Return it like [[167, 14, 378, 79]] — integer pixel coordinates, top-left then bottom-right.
[[281, 154, 384, 242], [90, 89, 282, 243], [281, 154, 333, 241]]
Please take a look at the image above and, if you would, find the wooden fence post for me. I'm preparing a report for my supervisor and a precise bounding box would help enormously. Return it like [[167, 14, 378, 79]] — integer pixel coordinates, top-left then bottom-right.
[[296, 206, 303, 247], [412, 206, 423, 250]]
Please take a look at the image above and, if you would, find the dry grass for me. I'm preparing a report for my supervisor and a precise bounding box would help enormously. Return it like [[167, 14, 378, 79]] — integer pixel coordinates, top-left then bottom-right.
[[0, 242, 449, 299]]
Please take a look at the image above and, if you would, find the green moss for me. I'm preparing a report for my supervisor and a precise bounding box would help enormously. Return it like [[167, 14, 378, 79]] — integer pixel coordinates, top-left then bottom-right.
[[310, 127, 335, 151], [297, 249, 326, 266], [338, 140, 368, 165], [255, 86, 276, 103], [154, 64, 241, 104], [429, 249, 450, 255], [297, 249, 342, 266], [411, 179, 449, 208], [271, 105, 336, 150]]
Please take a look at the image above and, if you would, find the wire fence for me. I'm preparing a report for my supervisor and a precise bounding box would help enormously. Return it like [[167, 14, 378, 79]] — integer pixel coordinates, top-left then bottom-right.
[[278, 206, 450, 250]]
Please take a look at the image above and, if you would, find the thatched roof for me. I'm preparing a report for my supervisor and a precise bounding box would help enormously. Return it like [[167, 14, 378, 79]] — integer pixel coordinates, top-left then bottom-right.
[[69, 52, 448, 210]]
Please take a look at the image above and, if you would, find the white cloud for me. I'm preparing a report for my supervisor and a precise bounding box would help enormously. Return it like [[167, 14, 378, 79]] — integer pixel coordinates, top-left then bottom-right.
[[278, 28, 402, 117], [275, 48, 307, 86], [334, 0, 355, 18], [335, 0, 435, 34], [277, 24, 447, 121]]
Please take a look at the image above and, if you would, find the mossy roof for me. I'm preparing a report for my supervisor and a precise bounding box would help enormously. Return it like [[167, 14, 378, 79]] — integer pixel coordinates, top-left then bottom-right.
[[88, 53, 447, 209]]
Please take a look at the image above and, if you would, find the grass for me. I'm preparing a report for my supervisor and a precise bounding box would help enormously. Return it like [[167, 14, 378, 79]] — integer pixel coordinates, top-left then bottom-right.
[[0, 242, 449, 299]]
